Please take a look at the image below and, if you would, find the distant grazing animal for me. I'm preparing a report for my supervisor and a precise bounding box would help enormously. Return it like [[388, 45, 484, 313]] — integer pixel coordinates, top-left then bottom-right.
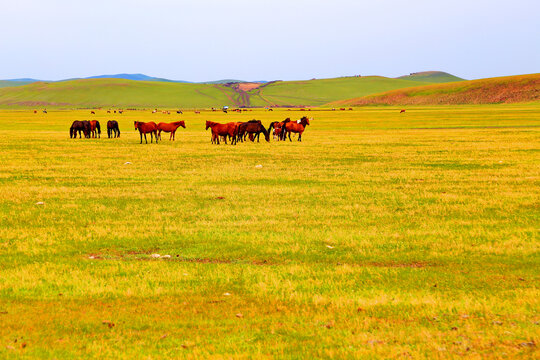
[[118, 110, 123, 114], [152, 109, 157, 113], [107, 110, 111, 113], [195, 111, 200, 114], [107, 120, 120, 138], [340, 108, 345, 111], [70, 121, 90, 139], [33, 110, 37, 114], [134, 121, 159, 144], [236, 120, 270, 143], [91, 111, 96, 114], [43, 110, 47, 114], [177, 110, 183, 114], [348, 108, 353, 110], [157, 121, 186, 141], [268, 108, 273, 111], [205, 121, 237, 145], [89, 120, 101, 138], [400, 109, 406, 113], [283, 116, 310, 141]]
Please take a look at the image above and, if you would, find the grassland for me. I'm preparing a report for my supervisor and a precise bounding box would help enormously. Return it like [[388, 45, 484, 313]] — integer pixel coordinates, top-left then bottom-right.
[[0, 105, 539, 358], [332, 74, 540, 106]]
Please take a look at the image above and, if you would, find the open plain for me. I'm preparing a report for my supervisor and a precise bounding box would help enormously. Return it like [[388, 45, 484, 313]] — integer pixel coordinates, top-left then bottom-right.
[[0, 105, 539, 358]]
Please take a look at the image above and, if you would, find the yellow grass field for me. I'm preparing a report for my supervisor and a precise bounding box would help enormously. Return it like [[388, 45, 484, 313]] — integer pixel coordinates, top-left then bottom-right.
[[0, 105, 539, 359]]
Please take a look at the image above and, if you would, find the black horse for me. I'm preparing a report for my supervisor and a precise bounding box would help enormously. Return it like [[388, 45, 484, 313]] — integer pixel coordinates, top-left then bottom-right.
[[107, 120, 121, 138], [70, 121, 90, 138], [235, 120, 270, 144]]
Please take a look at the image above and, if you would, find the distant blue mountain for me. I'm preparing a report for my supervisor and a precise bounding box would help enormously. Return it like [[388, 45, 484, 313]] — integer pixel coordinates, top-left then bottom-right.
[[1, 74, 266, 85], [84, 73, 191, 83]]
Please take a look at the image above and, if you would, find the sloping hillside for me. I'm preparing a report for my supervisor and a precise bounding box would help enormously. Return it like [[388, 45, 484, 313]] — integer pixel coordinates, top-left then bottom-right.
[[245, 76, 428, 107], [0, 79, 236, 108], [331, 74, 540, 106], [397, 71, 464, 83], [0, 74, 466, 108]]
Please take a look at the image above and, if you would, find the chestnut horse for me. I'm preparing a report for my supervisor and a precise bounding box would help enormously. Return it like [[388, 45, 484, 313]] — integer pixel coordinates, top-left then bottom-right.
[[205, 121, 236, 145], [283, 116, 310, 141], [268, 121, 288, 141], [89, 120, 101, 138], [134, 121, 158, 144], [157, 121, 185, 141]]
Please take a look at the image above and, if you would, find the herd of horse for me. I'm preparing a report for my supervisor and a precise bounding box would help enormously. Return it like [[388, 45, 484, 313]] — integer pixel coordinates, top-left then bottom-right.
[[70, 120, 119, 138], [205, 116, 310, 145], [69, 116, 310, 144]]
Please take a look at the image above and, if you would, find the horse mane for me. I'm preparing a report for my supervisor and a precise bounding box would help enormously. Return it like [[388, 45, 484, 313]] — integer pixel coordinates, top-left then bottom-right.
[[247, 119, 260, 123]]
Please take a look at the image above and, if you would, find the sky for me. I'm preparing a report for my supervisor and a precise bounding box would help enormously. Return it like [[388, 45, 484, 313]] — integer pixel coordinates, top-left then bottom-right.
[[1, 0, 539, 82]]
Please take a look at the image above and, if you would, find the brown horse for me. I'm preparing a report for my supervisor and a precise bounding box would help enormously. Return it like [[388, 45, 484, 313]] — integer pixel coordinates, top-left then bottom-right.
[[134, 121, 158, 144], [283, 116, 310, 141], [107, 120, 120, 138], [205, 121, 237, 144], [70, 121, 91, 138], [157, 121, 185, 141], [89, 120, 101, 138], [268, 121, 288, 141], [236, 120, 270, 144]]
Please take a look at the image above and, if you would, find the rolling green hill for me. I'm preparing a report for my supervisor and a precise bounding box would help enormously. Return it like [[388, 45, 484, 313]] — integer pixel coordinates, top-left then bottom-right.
[[330, 74, 540, 106], [396, 71, 464, 83], [0, 73, 470, 108]]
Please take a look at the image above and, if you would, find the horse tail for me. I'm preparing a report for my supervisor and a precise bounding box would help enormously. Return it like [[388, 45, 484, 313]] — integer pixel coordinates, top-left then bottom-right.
[[96, 121, 101, 135]]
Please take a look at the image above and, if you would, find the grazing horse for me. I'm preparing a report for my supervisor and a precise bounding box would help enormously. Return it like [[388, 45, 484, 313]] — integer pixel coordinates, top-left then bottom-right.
[[157, 121, 186, 141], [400, 109, 406, 113], [134, 121, 158, 144], [283, 116, 310, 142], [91, 111, 96, 114], [205, 121, 236, 145], [89, 120, 101, 138], [33, 110, 37, 114], [236, 120, 270, 143], [107, 110, 111, 113], [70, 121, 90, 138], [176, 110, 183, 114], [107, 120, 120, 138]]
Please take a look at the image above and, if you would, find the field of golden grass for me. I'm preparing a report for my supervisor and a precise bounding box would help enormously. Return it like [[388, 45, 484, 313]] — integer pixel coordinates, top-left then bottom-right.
[[0, 105, 538, 358]]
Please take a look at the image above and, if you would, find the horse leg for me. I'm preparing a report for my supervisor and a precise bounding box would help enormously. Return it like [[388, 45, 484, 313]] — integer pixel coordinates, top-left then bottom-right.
[[288, 132, 292, 142], [144, 133, 148, 144], [298, 131, 302, 141], [155, 130, 158, 143], [140, 132, 143, 144], [158, 130, 161, 140]]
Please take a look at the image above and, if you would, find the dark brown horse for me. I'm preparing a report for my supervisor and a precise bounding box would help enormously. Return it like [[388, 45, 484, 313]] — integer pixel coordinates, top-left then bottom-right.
[[236, 120, 270, 144], [70, 121, 90, 138], [205, 121, 236, 144], [107, 120, 120, 138], [89, 120, 101, 138], [134, 121, 158, 144], [283, 116, 310, 141], [157, 121, 185, 141]]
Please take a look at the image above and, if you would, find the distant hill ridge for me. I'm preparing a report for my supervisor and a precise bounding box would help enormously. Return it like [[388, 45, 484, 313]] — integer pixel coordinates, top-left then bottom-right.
[[1, 71, 460, 86], [396, 71, 464, 83]]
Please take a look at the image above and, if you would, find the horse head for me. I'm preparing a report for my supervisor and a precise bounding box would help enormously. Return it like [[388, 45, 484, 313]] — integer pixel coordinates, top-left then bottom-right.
[[301, 116, 310, 126], [134, 121, 139, 130], [180, 121, 186, 128], [205, 121, 212, 130]]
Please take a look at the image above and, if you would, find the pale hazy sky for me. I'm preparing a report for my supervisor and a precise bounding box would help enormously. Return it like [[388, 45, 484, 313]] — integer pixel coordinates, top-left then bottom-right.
[[1, 0, 539, 81]]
